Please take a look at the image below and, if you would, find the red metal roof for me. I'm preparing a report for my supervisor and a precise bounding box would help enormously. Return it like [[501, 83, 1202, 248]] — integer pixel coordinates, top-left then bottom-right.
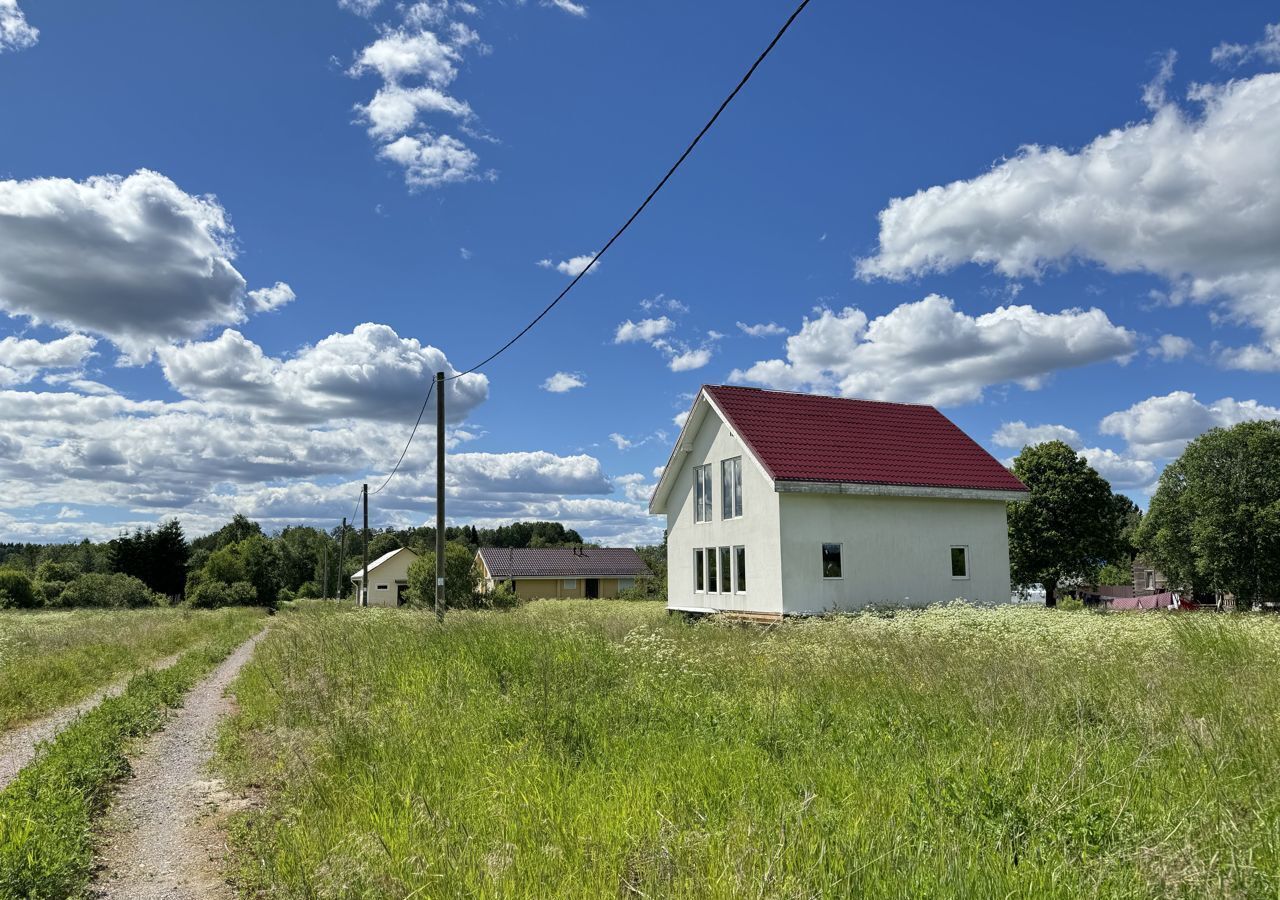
[[478, 547, 652, 579], [703, 385, 1028, 493]]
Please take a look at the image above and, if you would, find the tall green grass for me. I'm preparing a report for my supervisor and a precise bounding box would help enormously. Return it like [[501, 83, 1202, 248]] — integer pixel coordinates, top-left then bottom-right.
[[219, 602, 1280, 898], [0, 607, 264, 900], [0, 607, 253, 731]]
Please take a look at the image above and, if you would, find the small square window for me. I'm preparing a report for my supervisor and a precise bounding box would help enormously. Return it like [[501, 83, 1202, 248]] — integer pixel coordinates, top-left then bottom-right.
[[619, 577, 635, 590], [822, 543, 842, 579], [950, 546, 969, 579], [375, 583, 389, 591], [563, 579, 577, 590]]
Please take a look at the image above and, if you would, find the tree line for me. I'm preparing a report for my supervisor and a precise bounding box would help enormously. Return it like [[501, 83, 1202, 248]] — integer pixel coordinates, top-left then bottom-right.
[[1008, 420, 1280, 609], [0, 517, 599, 610]]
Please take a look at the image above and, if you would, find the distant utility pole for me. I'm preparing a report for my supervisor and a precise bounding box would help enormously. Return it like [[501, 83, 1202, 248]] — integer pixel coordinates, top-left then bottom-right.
[[337, 517, 347, 600], [435, 371, 445, 622], [321, 544, 329, 600], [362, 484, 369, 608]]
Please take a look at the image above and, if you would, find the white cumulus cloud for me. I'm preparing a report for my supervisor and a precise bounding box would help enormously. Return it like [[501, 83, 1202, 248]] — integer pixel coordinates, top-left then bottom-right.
[[857, 66, 1280, 371], [541, 371, 586, 393], [1149, 334, 1194, 361], [0, 0, 37, 53], [737, 321, 788, 337], [730, 296, 1135, 406], [0, 334, 97, 387], [0, 170, 289, 362], [614, 317, 674, 344], [1100, 391, 1280, 459], [537, 253, 597, 277], [992, 421, 1083, 450]]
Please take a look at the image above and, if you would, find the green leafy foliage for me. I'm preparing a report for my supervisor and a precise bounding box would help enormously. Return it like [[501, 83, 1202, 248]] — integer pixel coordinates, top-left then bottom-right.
[[0, 570, 37, 610], [1138, 420, 1280, 606], [57, 572, 165, 609], [406, 542, 479, 609], [1008, 441, 1121, 606], [108, 519, 189, 597]]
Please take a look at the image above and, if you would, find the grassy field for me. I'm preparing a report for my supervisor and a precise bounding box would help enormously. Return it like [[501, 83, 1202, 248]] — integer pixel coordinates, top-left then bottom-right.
[[218, 601, 1280, 898], [0, 607, 256, 732]]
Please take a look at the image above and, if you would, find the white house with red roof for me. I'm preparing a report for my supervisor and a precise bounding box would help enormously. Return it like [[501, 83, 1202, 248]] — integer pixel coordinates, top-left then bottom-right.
[[649, 385, 1029, 616]]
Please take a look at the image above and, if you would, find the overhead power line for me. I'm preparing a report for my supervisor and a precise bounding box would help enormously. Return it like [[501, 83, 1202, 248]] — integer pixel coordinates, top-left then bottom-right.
[[368, 0, 812, 498], [447, 0, 812, 382]]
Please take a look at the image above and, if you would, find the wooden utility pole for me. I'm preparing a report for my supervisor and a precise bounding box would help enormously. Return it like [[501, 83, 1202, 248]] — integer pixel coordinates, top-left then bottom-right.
[[337, 517, 346, 600], [322, 544, 329, 599], [435, 371, 445, 621], [361, 484, 369, 608]]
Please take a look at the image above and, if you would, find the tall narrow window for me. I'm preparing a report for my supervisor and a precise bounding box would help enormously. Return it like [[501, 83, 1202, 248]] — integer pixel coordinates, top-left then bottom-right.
[[719, 547, 732, 594], [734, 546, 746, 593], [950, 546, 969, 579], [694, 464, 713, 523], [694, 549, 705, 592], [822, 543, 843, 579], [721, 457, 743, 518], [707, 546, 718, 593]]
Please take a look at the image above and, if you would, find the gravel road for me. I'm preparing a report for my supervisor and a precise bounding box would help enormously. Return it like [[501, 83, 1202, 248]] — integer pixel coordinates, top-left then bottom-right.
[[0, 652, 183, 791], [90, 629, 267, 900]]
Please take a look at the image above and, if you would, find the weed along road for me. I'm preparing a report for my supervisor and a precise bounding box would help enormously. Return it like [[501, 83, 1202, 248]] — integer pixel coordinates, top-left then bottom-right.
[[90, 630, 268, 900]]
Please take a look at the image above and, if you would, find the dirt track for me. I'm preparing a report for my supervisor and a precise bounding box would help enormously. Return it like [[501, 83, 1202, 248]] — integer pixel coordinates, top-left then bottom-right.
[[0, 652, 183, 791], [90, 630, 266, 900]]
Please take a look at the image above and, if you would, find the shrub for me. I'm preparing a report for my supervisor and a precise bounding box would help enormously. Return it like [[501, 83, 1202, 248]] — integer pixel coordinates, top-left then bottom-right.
[[187, 579, 257, 609], [618, 576, 665, 602], [0, 569, 39, 609], [406, 543, 479, 609], [480, 580, 521, 610], [58, 573, 164, 609]]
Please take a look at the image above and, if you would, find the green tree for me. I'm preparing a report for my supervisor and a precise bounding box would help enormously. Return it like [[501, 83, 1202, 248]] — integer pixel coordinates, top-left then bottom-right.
[[1137, 421, 1280, 608], [0, 569, 38, 609], [1008, 441, 1120, 607], [406, 543, 479, 609]]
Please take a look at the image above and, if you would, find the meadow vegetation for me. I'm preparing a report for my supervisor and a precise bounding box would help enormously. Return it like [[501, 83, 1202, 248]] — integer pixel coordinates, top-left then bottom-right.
[[0, 607, 264, 899], [218, 601, 1280, 898], [0, 607, 258, 732]]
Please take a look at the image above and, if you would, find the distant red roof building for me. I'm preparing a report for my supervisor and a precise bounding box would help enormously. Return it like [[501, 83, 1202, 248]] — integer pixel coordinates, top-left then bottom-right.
[[702, 385, 1027, 494]]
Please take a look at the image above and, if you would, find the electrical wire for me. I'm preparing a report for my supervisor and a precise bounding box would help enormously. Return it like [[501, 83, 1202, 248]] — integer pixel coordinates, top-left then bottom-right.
[[365, 0, 812, 498], [445, 0, 812, 382], [370, 379, 434, 496]]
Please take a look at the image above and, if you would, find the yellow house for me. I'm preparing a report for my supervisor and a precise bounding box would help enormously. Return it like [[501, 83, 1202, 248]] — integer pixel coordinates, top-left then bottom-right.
[[475, 546, 651, 601], [350, 547, 418, 607]]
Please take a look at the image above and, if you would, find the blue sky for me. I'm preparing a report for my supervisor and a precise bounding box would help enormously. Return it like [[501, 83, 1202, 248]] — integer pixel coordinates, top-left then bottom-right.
[[1, 0, 1278, 544]]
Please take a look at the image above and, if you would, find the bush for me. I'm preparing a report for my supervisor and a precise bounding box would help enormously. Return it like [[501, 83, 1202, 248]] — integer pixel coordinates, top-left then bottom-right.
[[57, 573, 165, 609], [617, 576, 665, 602], [0, 569, 37, 609], [480, 580, 521, 610], [406, 543, 479, 609], [187, 579, 257, 609]]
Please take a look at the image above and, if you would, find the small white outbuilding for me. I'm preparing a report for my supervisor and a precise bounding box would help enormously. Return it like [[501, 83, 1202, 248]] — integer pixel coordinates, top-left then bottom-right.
[[649, 385, 1030, 617], [350, 547, 419, 607]]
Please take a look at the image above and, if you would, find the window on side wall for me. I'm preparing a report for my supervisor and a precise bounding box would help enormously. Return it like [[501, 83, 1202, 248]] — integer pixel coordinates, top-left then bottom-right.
[[950, 546, 969, 580], [563, 579, 577, 590], [694, 464, 713, 523], [1145, 570, 1154, 590], [822, 543, 842, 579], [694, 549, 705, 592], [707, 546, 719, 593], [619, 577, 635, 591], [376, 583, 389, 591], [721, 457, 743, 518], [734, 546, 746, 593], [719, 547, 732, 594]]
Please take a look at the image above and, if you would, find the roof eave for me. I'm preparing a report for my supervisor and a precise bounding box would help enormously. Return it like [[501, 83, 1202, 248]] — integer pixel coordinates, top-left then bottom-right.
[[774, 479, 1030, 502]]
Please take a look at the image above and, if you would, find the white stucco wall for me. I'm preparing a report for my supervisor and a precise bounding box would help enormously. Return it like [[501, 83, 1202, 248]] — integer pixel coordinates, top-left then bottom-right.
[[777, 492, 1012, 613], [352, 549, 417, 607], [665, 405, 784, 614]]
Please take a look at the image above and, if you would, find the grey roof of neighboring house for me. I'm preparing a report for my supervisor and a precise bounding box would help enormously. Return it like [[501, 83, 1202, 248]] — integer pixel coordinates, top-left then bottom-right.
[[477, 546, 651, 579]]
